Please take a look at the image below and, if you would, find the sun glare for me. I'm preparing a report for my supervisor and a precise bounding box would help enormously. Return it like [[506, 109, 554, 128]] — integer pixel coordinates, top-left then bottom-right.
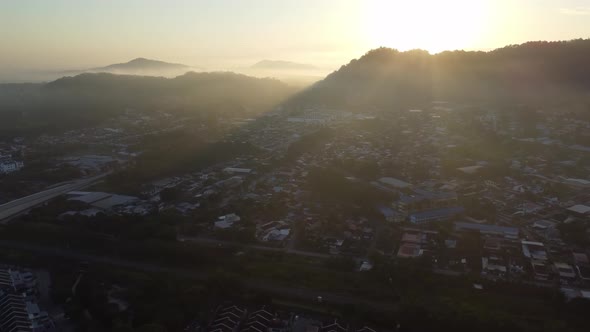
[[363, 0, 491, 53]]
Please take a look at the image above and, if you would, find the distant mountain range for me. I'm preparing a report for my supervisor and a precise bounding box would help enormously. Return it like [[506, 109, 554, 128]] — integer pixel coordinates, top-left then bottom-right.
[[289, 39, 590, 110], [3, 39, 590, 137], [251, 60, 317, 71], [92, 57, 190, 72], [61, 58, 198, 78]]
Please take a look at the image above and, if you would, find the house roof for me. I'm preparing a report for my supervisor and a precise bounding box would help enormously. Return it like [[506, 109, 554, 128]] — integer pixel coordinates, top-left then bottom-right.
[[409, 206, 464, 223], [455, 222, 519, 237], [378, 177, 411, 188], [567, 204, 590, 215], [397, 243, 422, 258], [573, 252, 589, 265]]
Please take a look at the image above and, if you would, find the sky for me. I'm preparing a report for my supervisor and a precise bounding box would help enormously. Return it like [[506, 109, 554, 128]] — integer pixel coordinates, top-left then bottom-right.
[[1, 0, 589, 81]]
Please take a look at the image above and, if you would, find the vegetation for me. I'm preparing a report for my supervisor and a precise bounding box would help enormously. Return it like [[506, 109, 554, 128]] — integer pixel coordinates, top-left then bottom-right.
[[289, 39, 590, 110], [0, 72, 296, 137]]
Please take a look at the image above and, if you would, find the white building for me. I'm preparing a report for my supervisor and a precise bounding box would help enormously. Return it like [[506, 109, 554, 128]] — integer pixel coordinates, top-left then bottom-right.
[[0, 160, 24, 174], [214, 213, 241, 229]]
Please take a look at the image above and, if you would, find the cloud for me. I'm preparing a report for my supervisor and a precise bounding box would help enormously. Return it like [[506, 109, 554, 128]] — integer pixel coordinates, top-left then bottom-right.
[[559, 7, 590, 15]]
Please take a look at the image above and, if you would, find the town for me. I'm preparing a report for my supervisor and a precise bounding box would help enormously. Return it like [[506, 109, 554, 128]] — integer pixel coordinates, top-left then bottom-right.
[[1, 100, 589, 331]]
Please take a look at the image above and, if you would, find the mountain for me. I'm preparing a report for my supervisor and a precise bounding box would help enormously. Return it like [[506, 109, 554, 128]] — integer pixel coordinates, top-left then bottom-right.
[[58, 58, 196, 78], [91, 58, 191, 74], [251, 60, 317, 71], [288, 39, 590, 110], [0, 71, 296, 137]]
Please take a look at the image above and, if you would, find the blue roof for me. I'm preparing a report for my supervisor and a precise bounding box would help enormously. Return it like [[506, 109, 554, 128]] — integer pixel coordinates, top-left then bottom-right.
[[454, 222, 519, 236], [409, 206, 464, 223]]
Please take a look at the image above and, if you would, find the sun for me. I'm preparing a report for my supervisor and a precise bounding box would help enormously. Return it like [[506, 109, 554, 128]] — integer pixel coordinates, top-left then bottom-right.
[[362, 0, 491, 53]]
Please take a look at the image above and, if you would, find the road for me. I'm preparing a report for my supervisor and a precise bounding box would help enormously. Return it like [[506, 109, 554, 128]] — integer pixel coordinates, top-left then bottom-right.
[[0, 240, 397, 311], [178, 236, 331, 259], [0, 173, 109, 223]]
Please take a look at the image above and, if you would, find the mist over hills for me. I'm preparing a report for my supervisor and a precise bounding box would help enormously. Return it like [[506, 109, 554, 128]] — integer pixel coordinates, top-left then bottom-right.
[[252, 60, 317, 71], [3, 39, 590, 137], [288, 39, 590, 110], [239, 60, 326, 87], [0, 71, 296, 137]]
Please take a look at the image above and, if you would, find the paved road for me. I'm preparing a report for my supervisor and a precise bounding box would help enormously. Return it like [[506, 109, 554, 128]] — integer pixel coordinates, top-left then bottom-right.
[[0, 240, 397, 311], [0, 173, 109, 222]]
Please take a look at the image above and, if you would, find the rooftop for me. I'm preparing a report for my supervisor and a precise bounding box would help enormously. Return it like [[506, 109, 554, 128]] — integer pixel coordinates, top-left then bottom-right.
[[567, 204, 590, 215], [378, 177, 411, 188], [455, 222, 519, 237], [409, 206, 464, 223]]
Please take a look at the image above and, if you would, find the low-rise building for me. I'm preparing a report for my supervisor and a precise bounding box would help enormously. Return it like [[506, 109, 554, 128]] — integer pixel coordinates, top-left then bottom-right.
[[554, 262, 576, 283], [395, 189, 458, 217], [0, 159, 24, 174], [409, 206, 464, 224], [215, 214, 241, 229], [521, 241, 548, 261], [482, 256, 507, 278], [454, 222, 520, 240]]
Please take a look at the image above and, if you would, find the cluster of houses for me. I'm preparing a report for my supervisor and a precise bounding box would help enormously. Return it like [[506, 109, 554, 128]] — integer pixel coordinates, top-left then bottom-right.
[[393, 217, 590, 294]]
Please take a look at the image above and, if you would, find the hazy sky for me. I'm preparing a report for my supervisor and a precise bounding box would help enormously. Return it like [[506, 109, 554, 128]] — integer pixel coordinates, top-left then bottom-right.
[[1, 0, 589, 80]]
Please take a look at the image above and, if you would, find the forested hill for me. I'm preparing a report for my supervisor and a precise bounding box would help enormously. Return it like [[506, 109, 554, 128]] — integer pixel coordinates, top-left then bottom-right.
[[0, 72, 296, 136], [45, 71, 293, 109], [288, 39, 590, 110]]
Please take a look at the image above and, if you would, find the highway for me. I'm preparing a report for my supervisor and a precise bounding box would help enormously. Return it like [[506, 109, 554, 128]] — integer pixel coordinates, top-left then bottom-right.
[[0, 173, 109, 223]]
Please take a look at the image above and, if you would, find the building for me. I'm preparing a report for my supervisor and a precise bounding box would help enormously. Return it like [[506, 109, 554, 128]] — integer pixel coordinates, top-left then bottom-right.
[[223, 167, 252, 175], [396, 189, 457, 217], [320, 320, 348, 332], [207, 305, 246, 332], [482, 256, 507, 278], [0, 269, 37, 295], [531, 260, 551, 281], [256, 221, 291, 242], [554, 262, 576, 283], [397, 243, 423, 258], [456, 165, 483, 174], [66, 191, 139, 212], [0, 291, 54, 332], [377, 177, 411, 189], [409, 206, 464, 224], [241, 308, 274, 332], [566, 204, 590, 216], [0, 159, 24, 174], [214, 214, 241, 229], [521, 241, 548, 261], [454, 222, 519, 240]]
